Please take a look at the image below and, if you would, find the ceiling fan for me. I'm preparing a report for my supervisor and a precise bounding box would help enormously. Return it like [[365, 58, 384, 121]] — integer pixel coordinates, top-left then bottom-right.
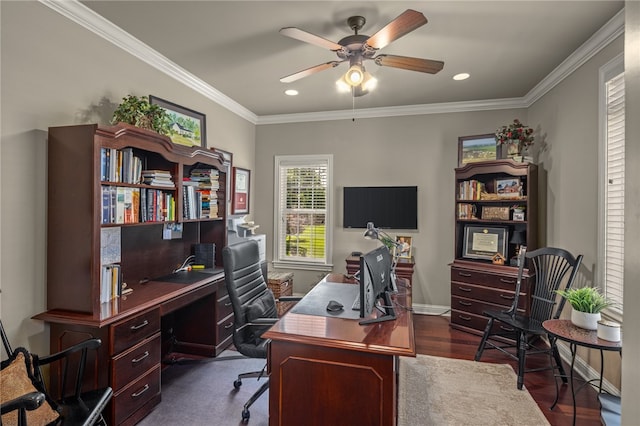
[[279, 9, 444, 96]]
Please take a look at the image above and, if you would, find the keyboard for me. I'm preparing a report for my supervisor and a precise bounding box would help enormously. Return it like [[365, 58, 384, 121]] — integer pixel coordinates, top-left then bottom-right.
[[351, 294, 361, 311]]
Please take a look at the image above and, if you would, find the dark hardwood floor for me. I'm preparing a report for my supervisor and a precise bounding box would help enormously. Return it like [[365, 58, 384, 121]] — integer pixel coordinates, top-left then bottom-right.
[[414, 314, 602, 426]]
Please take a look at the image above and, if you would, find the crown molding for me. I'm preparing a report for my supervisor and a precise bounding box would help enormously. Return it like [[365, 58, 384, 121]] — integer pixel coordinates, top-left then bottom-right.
[[39, 0, 258, 124], [41, 0, 623, 126], [524, 8, 624, 107], [255, 98, 527, 125]]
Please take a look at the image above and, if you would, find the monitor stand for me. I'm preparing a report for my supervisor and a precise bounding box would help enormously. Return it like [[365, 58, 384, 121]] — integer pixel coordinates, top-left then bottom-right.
[[359, 291, 397, 325]]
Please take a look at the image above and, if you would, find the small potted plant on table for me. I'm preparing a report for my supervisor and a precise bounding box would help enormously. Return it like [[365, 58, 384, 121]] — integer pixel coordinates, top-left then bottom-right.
[[556, 287, 612, 330]]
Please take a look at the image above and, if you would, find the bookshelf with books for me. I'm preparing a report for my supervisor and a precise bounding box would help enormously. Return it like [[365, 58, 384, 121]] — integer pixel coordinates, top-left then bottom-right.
[[35, 123, 231, 425], [451, 159, 539, 336]]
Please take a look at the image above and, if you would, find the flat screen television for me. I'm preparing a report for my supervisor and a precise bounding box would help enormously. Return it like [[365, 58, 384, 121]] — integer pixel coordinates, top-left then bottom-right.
[[343, 186, 417, 229], [357, 245, 396, 325]]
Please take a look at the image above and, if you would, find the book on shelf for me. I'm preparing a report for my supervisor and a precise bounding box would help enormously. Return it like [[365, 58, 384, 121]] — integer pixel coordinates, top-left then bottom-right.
[[100, 263, 121, 303], [458, 180, 485, 200]]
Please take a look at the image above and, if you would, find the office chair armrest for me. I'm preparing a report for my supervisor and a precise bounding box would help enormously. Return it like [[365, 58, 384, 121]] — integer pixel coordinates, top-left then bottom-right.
[[278, 296, 302, 302], [236, 318, 279, 333], [37, 338, 102, 365], [0, 391, 45, 415]]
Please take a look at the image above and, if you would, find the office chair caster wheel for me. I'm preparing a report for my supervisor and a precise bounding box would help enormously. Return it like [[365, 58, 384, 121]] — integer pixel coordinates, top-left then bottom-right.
[[234, 379, 242, 389], [242, 409, 250, 422]]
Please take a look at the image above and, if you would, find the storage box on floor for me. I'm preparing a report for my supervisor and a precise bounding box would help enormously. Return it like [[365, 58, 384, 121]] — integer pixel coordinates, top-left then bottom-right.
[[267, 272, 294, 316]]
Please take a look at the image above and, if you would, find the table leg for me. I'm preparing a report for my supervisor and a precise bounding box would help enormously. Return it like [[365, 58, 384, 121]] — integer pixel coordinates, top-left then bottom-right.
[[599, 349, 604, 393], [570, 342, 577, 426]]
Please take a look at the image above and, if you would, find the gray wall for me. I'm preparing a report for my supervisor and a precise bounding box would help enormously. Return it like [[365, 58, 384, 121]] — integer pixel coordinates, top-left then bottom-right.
[[0, 1, 255, 354]]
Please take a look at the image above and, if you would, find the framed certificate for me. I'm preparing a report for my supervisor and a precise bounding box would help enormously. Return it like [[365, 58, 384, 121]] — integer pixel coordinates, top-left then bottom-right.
[[462, 225, 508, 260], [232, 167, 250, 214]]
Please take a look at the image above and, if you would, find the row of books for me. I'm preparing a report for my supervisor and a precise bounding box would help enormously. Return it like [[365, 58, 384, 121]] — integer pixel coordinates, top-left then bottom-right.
[[100, 147, 143, 184], [458, 179, 486, 200], [101, 186, 176, 224], [183, 168, 220, 220], [100, 263, 121, 303], [457, 203, 477, 219], [141, 170, 175, 188]]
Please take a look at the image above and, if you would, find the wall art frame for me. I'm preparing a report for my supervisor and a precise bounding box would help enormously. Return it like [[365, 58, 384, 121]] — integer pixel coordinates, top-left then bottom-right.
[[149, 95, 206, 148], [232, 167, 250, 215], [458, 133, 497, 167]]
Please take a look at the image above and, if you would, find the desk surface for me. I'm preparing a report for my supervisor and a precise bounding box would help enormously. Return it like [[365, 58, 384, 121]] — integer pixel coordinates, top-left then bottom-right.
[[543, 319, 622, 351], [264, 273, 415, 357]]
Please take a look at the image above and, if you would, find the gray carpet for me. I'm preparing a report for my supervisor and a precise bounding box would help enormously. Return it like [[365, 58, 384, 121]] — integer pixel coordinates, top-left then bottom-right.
[[137, 350, 269, 426], [398, 354, 550, 426]]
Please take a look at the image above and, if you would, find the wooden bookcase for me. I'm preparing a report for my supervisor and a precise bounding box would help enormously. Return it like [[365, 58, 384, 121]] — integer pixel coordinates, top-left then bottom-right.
[[36, 123, 231, 425], [450, 159, 538, 335]]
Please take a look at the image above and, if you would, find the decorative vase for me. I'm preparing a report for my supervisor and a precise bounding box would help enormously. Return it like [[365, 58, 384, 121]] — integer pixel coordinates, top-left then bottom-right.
[[506, 140, 523, 157], [571, 309, 601, 330]]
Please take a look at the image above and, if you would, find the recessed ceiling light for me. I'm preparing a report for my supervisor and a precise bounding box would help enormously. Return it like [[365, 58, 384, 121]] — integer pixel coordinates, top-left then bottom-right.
[[285, 89, 299, 96], [453, 73, 470, 81]]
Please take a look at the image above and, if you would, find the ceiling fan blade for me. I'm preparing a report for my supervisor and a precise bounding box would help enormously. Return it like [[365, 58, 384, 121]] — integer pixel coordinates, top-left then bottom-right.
[[280, 61, 343, 83], [374, 54, 444, 74], [364, 9, 428, 50], [280, 27, 345, 52]]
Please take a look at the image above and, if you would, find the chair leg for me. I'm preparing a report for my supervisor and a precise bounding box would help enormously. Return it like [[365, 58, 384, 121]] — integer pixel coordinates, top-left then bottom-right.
[[241, 379, 269, 423], [517, 331, 527, 390], [474, 318, 494, 361]]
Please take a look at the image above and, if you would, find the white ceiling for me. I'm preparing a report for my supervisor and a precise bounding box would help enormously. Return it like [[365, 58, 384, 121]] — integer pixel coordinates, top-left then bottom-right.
[[78, 1, 624, 119]]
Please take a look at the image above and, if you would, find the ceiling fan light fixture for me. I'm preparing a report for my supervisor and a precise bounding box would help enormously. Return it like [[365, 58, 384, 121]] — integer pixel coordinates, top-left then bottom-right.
[[336, 76, 352, 93], [362, 71, 377, 92], [345, 64, 364, 86]]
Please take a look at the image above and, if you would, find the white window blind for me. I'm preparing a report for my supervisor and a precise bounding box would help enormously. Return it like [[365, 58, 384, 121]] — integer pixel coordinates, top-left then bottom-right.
[[273, 155, 333, 270], [599, 55, 624, 317]]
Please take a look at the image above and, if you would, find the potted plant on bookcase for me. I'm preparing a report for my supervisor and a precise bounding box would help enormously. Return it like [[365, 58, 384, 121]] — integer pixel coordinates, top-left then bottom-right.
[[495, 119, 534, 159], [556, 286, 612, 330], [111, 94, 170, 135]]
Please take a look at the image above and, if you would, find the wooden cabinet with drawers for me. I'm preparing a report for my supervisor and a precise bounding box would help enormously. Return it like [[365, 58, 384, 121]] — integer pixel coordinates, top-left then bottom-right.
[[346, 255, 415, 286], [450, 260, 532, 335]]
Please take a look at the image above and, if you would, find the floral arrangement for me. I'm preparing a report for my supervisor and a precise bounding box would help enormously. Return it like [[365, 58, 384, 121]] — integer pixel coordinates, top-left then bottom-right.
[[495, 119, 534, 146]]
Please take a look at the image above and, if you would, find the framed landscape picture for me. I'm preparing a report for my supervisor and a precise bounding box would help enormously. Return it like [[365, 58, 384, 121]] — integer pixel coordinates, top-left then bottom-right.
[[458, 134, 497, 166], [149, 95, 206, 148]]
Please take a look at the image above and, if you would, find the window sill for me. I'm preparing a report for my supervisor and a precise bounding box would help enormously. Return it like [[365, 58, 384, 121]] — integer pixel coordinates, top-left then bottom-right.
[[272, 261, 333, 272]]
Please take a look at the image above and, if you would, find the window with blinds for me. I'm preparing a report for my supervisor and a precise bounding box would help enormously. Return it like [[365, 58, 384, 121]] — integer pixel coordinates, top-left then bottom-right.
[[599, 55, 624, 317], [273, 155, 333, 270]]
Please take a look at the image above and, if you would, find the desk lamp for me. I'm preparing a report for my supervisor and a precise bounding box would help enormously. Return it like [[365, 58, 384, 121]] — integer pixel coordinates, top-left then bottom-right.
[[364, 222, 402, 291], [509, 230, 526, 266]]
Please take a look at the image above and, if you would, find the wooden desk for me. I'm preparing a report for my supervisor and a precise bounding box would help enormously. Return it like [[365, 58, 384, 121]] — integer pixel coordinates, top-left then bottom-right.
[[264, 273, 415, 426], [34, 269, 230, 426]]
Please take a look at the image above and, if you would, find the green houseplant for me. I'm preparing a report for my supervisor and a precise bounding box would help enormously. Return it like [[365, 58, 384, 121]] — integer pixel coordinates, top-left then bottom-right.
[[556, 287, 612, 330], [111, 95, 170, 135]]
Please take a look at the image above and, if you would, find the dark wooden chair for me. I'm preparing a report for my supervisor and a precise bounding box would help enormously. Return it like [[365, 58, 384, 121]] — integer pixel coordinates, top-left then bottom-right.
[[474, 247, 583, 390], [0, 320, 112, 426], [222, 240, 299, 423]]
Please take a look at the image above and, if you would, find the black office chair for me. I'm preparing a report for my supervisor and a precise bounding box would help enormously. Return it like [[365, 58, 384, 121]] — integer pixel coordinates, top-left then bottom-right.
[[0, 320, 113, 426], [474, 247, 583, 390], [222, 240, 299, 423]]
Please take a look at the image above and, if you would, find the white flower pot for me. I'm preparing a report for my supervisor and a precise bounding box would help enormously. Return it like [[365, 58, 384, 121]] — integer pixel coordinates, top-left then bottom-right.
[[571, 309, 601, 330]]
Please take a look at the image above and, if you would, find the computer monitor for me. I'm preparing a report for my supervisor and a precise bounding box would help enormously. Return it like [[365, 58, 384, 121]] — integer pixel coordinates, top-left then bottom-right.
[[358, 246, 397, 325]]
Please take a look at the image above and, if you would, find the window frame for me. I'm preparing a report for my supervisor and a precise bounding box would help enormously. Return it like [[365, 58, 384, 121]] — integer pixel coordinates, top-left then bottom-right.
[[272, 154, 333, 271], [598, 53, 625, 321]]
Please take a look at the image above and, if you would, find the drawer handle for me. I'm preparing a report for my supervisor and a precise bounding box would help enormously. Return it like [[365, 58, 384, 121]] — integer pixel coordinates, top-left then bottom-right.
[[499, 294, 515, 300], [130, 320, 149, 331], [500, 325, 515, 332], [131, 384, 150, 398], [500, 278, 516, 284], [131, 351, 149, 364], [458, 315, 472, 321], [224, 302, 232, 307], [224, 322, 234, 330], [458, 300, 472, 307], [458, 272, 472, 277], [457, 286, 472, 292]]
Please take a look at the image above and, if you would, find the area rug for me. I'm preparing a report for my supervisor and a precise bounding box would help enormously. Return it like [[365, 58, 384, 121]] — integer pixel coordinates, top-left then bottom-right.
[[398, 355, 550, 426]]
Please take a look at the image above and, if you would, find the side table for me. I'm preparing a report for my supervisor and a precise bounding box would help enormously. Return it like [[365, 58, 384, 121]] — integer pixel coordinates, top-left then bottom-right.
[[542, 319, 622, 426]]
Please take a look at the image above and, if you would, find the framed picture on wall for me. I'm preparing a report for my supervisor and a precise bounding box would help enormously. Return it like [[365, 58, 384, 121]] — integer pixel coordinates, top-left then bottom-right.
[[149, 95, 206, 148], [232, 167, 250, 214], [458, 134, 497, 166]]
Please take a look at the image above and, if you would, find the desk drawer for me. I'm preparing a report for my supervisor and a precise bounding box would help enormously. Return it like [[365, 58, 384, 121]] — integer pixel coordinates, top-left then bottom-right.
[[451, 282, 526, 309], [111, 308, 160, 355], [112, 365, 160, 425], [217, 313, 234, 344], [111, 332, 161, 391], [217, 292, 233, 322], [451, 267, 520, 291]]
